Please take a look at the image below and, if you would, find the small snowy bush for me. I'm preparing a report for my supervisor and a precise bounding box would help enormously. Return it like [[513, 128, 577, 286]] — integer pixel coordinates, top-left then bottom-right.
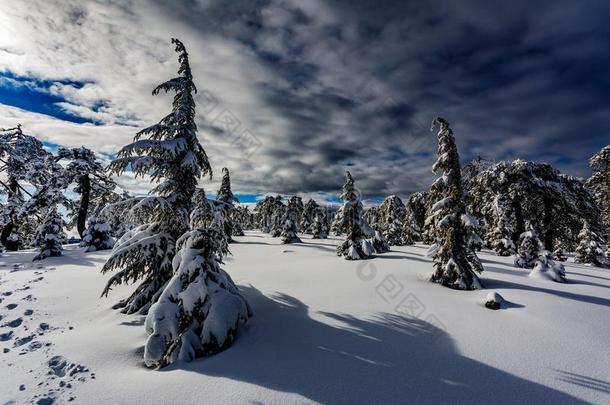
[[372, 230, 390, 253], [530, 251, 566, 283], [33, 208, 66, 261], [144, 229, 251, 368], [81, 218, 114, 252], [514, 229, 542, 269], [281, 218, 301, 244]]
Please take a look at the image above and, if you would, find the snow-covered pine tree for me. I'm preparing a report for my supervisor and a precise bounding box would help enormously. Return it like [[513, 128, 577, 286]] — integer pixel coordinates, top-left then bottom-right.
[[98, 192, 142, 239], [190, 188, 212, 229], [270, 197, 285, 237], [300, 199, 319, 234], [231, 209, 245, 236], [514, 226, 542, 269], [405, 192, 427, 242], [575, 221, 609, 268], [378, 195, 405, 239], [465, 159, 604, 254], [336, 171, 375, 260], [234, 206, 252, 230], [56, 146, 116, 238], [311, 211, 328, 239], [586, 145, 610, 231], [101, 38, 213, 314], [383, 218, 404, 246], [0, 125, 53, 250], [144, 228, 251, 368], [371, 229, 390, 253], [426, 117, 483, 290], [216, 167, 237, 204], [33, 207, 66, 261], [191, 190, 230, 255], [280, 197, 302, 244], [400, 210, 417, 245], [81, 217, 114, 252], [287, 196, 304, 231], [464, 214, 484, 251], [19, 152, 74, 259], [552, 240, 567, 261], [254, 196, 276, 233], [321, 207, 331, 233], [363, 206, 380, 233], [216, 167, 240, 242], [490, 195, 516, 256]]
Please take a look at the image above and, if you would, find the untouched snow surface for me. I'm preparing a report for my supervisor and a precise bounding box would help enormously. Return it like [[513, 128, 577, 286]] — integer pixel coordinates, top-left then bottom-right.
[[1, 231, 610, 404]]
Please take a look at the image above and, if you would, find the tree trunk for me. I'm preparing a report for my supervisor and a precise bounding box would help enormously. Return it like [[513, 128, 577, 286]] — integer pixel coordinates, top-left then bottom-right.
[[1, 178, 21, 251], [511, 200, 525, 244], [543, 196, 554, 251], [77, 174, 91, 238], [0, 222, 18, 251]]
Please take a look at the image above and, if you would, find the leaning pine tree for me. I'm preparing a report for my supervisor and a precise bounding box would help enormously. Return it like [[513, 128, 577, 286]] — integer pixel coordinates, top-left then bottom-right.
[[101, 38, 213, 314], [426, 117, 483, 290], [142, 40, 251, 367]]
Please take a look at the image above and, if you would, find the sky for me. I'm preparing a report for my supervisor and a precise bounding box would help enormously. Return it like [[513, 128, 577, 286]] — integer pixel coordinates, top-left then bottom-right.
[[0, 0, 609, 204]]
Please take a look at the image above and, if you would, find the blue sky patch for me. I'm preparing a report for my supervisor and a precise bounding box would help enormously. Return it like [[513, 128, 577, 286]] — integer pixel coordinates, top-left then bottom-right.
[[0, 71, 96, 124]]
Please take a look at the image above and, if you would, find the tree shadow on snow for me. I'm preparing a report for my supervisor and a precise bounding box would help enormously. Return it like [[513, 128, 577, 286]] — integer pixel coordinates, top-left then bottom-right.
[[231, 240, 275, 246], [294, 242, 337, 254], [483, 277, 610, 308], [480, 264, 531, 278], [166, 286, 586, 404], [374, 253, 430, 264], [556, 370, 610, 394], [120, 316, 146, 327], [565, 270, 610, 283], [564, 278, 610, 290]]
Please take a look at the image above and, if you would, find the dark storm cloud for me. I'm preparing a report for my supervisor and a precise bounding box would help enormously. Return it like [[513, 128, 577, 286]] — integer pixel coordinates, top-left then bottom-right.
[[148, 0, 610, 198], [5, 0, 609, 199]]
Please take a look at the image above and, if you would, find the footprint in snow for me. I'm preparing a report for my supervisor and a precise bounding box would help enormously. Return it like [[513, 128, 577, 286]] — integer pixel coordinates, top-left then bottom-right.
[[24, 309, 33, 316], [13, 334, 35, 347], [6, 303, 18, 310], [3, 317, 23, 328], [0, 330, 14, 341], [30, 355, 94, 403], [19, 340, 50, 356]]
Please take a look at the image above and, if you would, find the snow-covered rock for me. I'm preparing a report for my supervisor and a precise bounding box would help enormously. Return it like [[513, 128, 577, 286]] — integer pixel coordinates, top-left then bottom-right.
[[484, 291, 504, 310]]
